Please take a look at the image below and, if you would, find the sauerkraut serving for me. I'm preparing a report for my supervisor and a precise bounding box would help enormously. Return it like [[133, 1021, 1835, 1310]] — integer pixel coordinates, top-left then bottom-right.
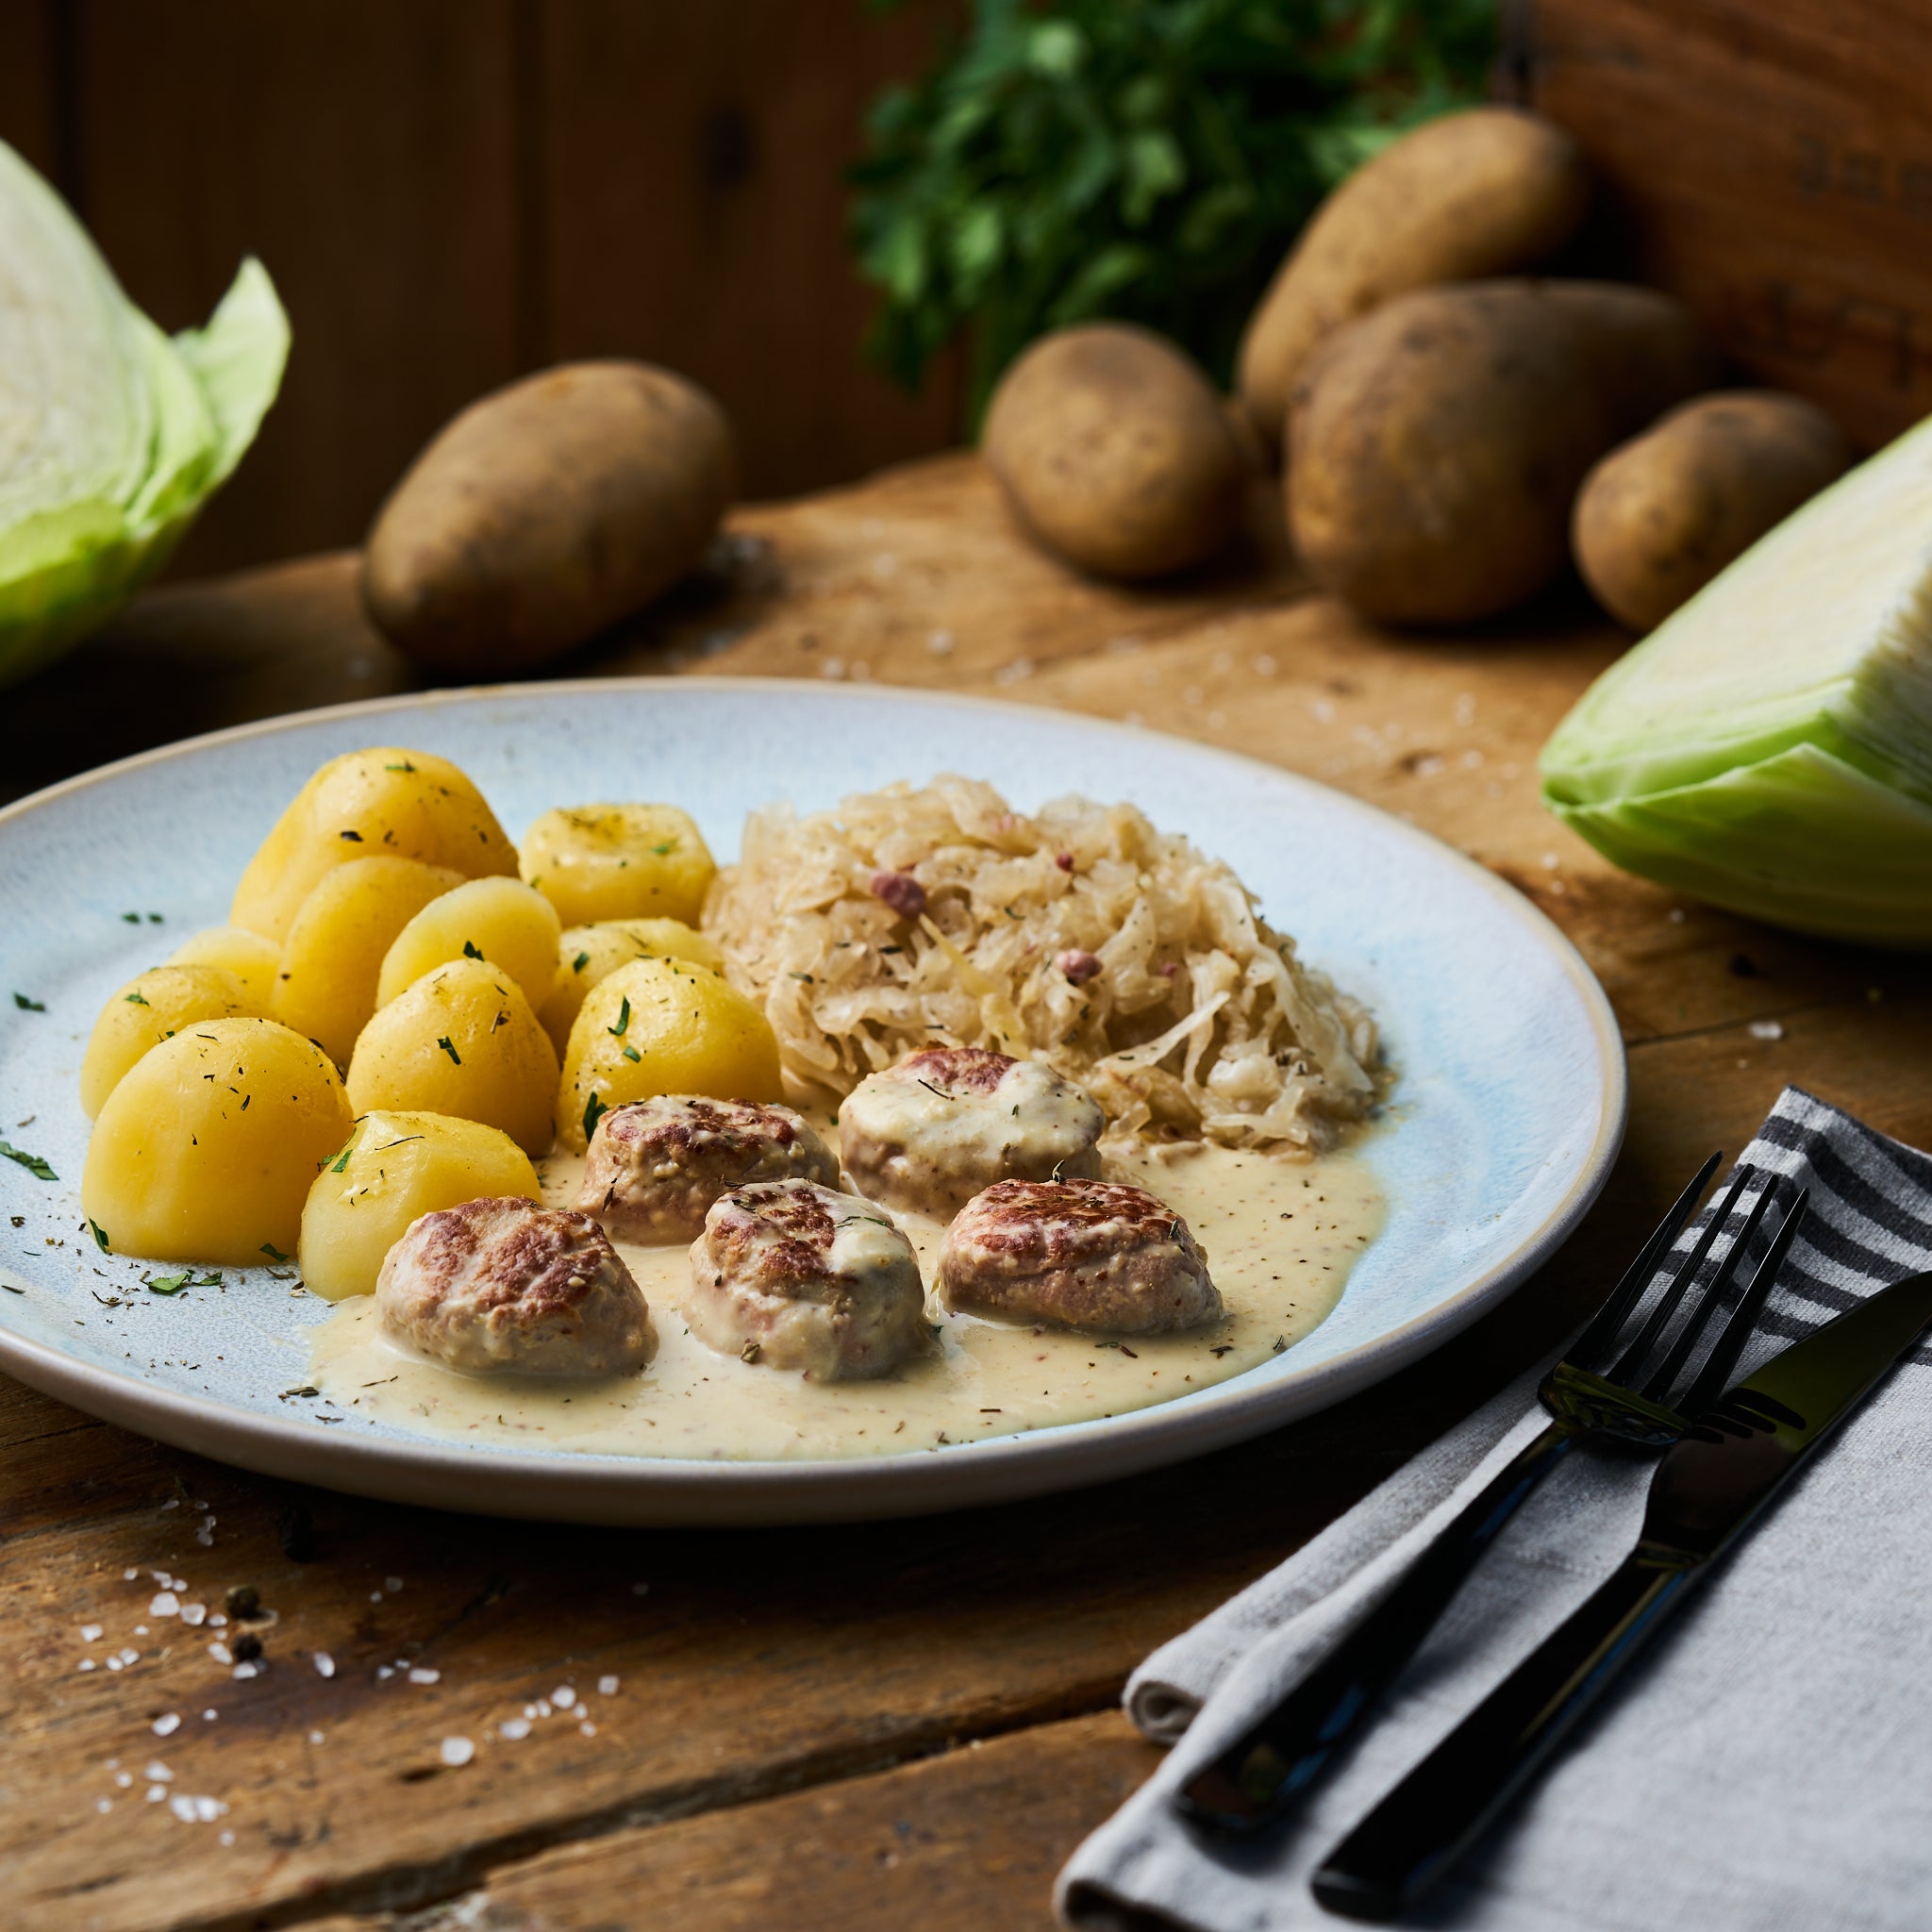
[[703, 776, 1379, 1153]]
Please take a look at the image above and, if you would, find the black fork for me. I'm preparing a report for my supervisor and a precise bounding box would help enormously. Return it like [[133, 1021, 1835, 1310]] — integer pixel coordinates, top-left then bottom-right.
[[1174, 1158, 1808, 1839]]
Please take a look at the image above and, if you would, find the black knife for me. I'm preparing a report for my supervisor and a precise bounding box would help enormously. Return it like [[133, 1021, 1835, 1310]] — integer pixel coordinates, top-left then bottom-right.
[[1309, 1268, 1932, 1923]]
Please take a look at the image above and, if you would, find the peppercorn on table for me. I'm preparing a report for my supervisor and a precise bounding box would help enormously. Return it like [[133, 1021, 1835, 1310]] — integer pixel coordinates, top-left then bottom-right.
[[4, 452, 1925, 1932]]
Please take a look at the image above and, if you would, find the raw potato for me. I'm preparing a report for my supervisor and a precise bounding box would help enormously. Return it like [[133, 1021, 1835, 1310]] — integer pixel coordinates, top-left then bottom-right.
[[167, 926, 281, 1008], [79, 964, 261, 1120], [520, 803, 715, 927], [541, 916, 726, 1055], [297, 1109, 541, 1303], [232, 747, 516, 943], [1574, 391, 1853, 633], [361, 360, 736, 676], [81, 1018, 354, 1266], [1238, 108, 1591, 451], [346, 957, 558, 1158], [555, 956, 783, 1153], [1288, 280, 1719, 625], [982, 324, 1249, 580], [376, 874, 561, 1015], [272, 856, 466, 1069]]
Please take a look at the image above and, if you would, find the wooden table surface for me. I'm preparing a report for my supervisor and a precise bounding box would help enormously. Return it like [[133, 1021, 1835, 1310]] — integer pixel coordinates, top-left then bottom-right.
[[7, 453, 1927, 1932]]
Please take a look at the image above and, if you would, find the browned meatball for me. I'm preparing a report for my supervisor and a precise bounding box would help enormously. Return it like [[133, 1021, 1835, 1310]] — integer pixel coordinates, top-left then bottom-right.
[[575, 1095, 838, 1243], [685, 1178, 927, 1380], [840, 1045, 1104, 1219], [377, 1196, 653, 1376], [936, 1178, 1221, 1334]]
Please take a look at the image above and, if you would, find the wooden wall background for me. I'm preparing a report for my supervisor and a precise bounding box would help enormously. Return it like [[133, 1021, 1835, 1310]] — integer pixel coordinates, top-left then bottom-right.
[[0, 0, 966, 577]]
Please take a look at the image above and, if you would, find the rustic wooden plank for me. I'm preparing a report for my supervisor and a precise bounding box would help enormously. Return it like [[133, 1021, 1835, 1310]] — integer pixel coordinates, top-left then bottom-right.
[[537, 0, 966, 499], [332, 1709, 1158, 1932], [1532, 0, 1932, 448], [0, 0, 63, 183], [68, 0, 524, 575]]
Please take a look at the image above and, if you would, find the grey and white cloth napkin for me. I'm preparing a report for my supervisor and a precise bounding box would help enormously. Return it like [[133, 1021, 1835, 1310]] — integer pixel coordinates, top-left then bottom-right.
[[1060, 1087, 1932, 1932]]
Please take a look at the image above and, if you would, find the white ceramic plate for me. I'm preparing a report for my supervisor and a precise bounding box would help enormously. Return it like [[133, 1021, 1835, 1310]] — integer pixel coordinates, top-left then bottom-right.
[[0, 679, 1623, 1524]]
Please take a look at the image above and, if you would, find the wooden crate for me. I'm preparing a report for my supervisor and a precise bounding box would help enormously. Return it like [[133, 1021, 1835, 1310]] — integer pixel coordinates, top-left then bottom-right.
[[1529, 0, 1932, 449]]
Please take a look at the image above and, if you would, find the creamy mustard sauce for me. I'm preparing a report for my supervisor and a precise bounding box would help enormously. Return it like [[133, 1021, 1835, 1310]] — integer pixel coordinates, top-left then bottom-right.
[[309, 1127, 1384, 1462]]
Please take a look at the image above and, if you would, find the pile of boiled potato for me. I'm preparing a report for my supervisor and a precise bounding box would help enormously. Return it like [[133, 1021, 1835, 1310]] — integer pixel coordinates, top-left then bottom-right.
[[76, 747, 784, 1297], [982, 107, 1851, 634]]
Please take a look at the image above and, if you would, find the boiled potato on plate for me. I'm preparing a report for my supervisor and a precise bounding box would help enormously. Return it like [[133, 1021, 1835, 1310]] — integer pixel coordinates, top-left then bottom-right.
[[298, 1109, 541, 1302], [540, 916, 724, 1054], [80, 963, 263, 1119], [346, 957, 558, 1157], [556, 955, 783, 1152], [272, 855, 466, 1069], [375, 874, 561, 1014], [520, 803, 714, 927], [81, 1018, 354, 1265], [231, 747, 516, 943], [166, 926, 282, 1008]]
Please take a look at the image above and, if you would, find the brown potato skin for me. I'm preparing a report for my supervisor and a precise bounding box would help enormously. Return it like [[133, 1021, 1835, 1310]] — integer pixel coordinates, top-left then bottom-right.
[[362, 361, 735, 675], [1574, 391, 1851, 632], [1237, 108, 1591, 453], [982, 324, 1250, 580], [1286, 281, 1720, 626]]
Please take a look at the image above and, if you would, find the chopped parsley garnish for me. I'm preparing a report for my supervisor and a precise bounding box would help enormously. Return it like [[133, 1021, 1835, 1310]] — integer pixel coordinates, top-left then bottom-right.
[[462, 940, 485, 960], [385, 760, 417, 773], [651, 841, 676, 856], [260, 1242, 292, 1264], [607, 996, 631, 1037], [583, 1092, 609, 1143], [121, 911, 141, 924], [436, 1035, 462, 1065], [87, 1218, 111, 1253], [124, 989, 150, 1005], [146, 1272, 191, 1295], [621, 1043, 641, 1062], [572, 951, 591, 974], [0, 1140, 56, 1181], [12, 992, 45, 1011], [327, 1140, 357, 1174]]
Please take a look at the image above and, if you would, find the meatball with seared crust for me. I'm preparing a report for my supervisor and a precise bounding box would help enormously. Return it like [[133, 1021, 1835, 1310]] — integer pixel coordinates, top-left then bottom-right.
[[937, 1178, 1221, 1334], [686, 1178, 927, 1380], [576, 1095, 838, 1243], [378, 1196, 653, 1376], [840, 1045, 1104, 1220]]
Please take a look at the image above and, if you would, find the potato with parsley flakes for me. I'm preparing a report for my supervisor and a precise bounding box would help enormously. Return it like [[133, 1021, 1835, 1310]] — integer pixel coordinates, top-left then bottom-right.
[[167, 926, 282, 1008], [231, 747, 517, 943], [81, 1018, 354, 1265], [555, 955, 783, 1153], [298, 1109, 541, 1302], [376, 874, 561, 1015], [272, 856, 466, 1069], [540, 916, 724, 1055], [346, 956, 558, 1157], [519, 804, 713, 927], [80, 963, 264, 1119]]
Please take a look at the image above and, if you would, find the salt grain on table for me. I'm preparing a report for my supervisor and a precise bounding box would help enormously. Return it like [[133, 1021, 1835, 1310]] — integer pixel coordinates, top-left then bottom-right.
[[151, 1712, 180, 1736], [439, 1736, 474, 1768], [408, 1667, 439, 1684], [208, 1641, 232, 1664], [313, 1652, 334, 1678], [79, 1623, 102, 1641], [1750, 1019, 1787, 1041], [578, 1721, 596, 1737], [499, 1718, 531, 1740], [180, 1602, 206, 1624], [552, 1686, 575, 1707], [597, 1674, 619, 1696]]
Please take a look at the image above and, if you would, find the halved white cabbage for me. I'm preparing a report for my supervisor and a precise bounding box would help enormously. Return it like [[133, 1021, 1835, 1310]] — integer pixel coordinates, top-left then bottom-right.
[[0, 141, 289, 687], [1542, 409, 1932, 945]]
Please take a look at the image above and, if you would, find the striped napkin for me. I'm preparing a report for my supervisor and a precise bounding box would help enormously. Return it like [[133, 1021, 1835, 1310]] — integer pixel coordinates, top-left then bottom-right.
[[1059, 1087, 1932, 1931]]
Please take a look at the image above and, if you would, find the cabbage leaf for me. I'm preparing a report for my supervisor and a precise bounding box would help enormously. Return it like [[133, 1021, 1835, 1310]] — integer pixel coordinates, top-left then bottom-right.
[[1542, 408, 1932, 946], [0, 141, 289, 689]]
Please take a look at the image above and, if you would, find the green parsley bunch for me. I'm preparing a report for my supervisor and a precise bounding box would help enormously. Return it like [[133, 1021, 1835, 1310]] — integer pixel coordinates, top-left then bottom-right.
[[852, 0, 1496, 423]]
